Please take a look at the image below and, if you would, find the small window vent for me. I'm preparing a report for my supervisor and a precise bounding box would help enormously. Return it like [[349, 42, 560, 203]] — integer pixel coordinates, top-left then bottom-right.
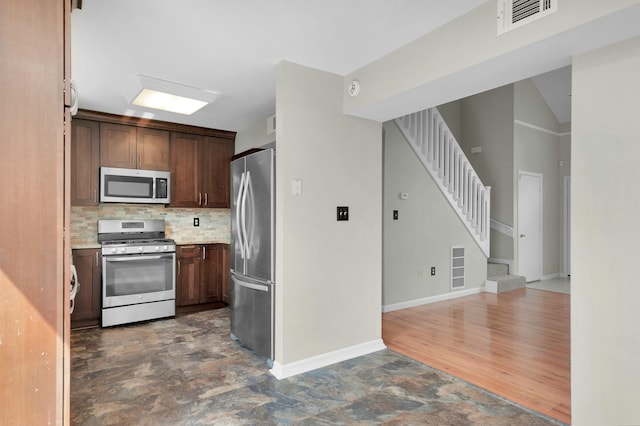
[[451, 246, 465, 290], [497, 0, 558, 35]]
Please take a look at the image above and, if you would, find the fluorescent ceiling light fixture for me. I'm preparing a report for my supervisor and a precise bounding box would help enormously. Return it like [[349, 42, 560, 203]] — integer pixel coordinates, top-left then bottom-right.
[[124, 75, 217, 115]]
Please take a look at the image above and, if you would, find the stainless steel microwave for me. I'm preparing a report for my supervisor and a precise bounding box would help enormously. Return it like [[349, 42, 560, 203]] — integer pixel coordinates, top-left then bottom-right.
[[100, 167, 170, 204]]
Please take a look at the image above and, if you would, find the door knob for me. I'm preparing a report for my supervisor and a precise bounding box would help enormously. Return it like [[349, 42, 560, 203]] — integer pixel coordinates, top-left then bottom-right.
[[520, 234, 526, 238]]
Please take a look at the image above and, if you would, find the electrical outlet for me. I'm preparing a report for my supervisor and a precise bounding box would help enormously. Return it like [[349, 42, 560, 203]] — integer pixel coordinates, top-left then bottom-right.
[[193, 218, 199, 227], [431, 267, 436, 276], [337, 206, 349, 221]]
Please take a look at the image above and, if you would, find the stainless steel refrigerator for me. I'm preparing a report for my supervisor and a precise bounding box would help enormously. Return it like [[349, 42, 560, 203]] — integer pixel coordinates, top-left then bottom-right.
[[230, 148, 275, 361]]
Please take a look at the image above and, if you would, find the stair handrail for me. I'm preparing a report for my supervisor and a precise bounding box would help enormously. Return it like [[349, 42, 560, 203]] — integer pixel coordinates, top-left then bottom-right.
[[394, 107, 490, 257]]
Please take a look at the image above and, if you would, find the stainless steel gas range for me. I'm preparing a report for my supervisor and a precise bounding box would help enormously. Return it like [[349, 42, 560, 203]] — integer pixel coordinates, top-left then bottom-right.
[[98, 219, 176, 327]]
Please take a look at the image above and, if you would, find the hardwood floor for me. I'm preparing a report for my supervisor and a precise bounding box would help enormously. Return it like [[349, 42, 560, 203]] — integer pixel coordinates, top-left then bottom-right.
[[382, 288, 570, 425]]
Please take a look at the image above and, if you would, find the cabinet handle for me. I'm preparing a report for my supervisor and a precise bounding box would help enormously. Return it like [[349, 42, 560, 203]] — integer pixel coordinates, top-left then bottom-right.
[[132, 153, 135, 166], [202, 246, 206, 260], [204, 193, 208, 206], [93, 189, 97, 204], [138, 153, 141, 167], [95, 251, 99, 267], [177, 260, 181, 275], [198, 193, 202, 205]]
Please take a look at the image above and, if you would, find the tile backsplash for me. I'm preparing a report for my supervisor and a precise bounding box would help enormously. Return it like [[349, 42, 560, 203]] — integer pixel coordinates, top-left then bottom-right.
[[71, 205, 230, 248]]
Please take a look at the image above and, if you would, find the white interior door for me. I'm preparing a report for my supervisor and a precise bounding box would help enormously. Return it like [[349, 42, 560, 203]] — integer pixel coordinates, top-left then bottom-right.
[[517, 172, 543, 282]]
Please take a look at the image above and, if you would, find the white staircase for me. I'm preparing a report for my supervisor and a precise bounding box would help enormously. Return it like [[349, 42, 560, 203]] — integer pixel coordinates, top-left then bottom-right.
[[394, 107, 490, 257]]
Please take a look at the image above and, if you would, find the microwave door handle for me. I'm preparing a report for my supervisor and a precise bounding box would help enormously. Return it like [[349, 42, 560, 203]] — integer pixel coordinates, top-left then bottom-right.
[[241, 171, 251, 260], [236, 172, 246, 259]]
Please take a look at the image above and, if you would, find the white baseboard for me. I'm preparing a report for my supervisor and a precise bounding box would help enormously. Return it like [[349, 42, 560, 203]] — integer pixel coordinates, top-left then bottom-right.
[[269, 339, 387, 380], [382, 287, 484, 313], [541, 273, 565, 280]]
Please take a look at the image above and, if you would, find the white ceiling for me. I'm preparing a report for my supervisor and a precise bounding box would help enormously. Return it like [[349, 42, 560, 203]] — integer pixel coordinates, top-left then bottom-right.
[[71, 0, 576, 132], [71, 0, 490, 131]]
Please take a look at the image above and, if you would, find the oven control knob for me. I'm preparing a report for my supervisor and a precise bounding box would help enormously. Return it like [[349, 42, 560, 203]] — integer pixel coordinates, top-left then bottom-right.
[[111, 248, 117, 254], [163, 245, 168, 251], [139, 247, 144, 253], [155, 246, 161, 251], [119, 247, 126, 254]]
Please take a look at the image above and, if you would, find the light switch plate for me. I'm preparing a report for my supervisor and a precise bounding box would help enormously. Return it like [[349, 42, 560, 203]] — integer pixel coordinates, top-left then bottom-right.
[[291, 179, 302, 196], [337, 206, 349, 221]]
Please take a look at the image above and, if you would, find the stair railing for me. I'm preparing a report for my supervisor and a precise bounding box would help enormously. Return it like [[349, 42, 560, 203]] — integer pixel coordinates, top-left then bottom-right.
[[395, 107, 490, 257]]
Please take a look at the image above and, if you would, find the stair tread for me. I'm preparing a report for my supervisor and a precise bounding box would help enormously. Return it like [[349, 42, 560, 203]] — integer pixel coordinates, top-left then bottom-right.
[[487, 274, 525, 281]]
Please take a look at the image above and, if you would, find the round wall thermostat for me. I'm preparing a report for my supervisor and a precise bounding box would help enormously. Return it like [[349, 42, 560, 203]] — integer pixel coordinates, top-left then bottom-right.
[[347, 80, 360, 97]]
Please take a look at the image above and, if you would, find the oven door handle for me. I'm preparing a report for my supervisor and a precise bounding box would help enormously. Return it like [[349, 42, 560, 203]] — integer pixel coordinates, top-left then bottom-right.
[[105, 255, 170, 262]]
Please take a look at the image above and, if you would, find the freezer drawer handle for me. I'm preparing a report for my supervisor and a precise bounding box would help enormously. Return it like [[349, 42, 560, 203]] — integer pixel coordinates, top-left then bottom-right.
[[236, 280, 269, 292]]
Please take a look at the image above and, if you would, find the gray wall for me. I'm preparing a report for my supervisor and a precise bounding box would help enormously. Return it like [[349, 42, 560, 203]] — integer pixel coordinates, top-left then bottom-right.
[[274, 61, 383, 365], [453, 80, 570, 277], [558, 123, 571, 273], [460, 84, 515, 260], [382, 121, 486, 308], [513, 79, 564, 276], [235, 115, 276, 154], [571, 35, 640, 424], [437, 100, 462, 141]]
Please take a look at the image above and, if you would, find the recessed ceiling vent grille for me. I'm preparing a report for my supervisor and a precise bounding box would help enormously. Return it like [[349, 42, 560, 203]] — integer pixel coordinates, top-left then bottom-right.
[[497, 0, 558, 35]]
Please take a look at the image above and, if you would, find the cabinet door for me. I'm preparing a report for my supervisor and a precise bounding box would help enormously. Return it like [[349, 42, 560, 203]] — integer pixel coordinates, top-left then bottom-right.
[[71, 249, 101, 323], [200, 244, 221, 303], [71, 119, 100, 205], [221, 244, 231, 303], [137, 128, 170, 171], [100, 123, 137, 168], [202, 137, 233, 208], [170, 132, 202, 207], [176, 245, 201, 306]]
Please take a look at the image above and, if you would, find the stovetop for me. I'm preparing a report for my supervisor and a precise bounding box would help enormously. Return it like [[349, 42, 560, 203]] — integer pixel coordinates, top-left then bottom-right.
[[97, 219, 175, 255], [101, 238, 175, 246], [101, 238, 176, 255]]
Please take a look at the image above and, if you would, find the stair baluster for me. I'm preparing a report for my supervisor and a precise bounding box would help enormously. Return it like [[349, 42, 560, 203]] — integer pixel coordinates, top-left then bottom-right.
[[395, 107, 490, 257]]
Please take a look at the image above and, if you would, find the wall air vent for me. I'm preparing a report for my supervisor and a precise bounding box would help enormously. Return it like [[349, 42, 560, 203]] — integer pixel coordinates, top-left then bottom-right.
[[497, 0, 558, 35], [451, 246, 465, 290], [267, 114, 276, 135]]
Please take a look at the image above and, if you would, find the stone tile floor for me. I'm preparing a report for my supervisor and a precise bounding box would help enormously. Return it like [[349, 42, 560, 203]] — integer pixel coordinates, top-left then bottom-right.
[[71, 308, 561, 425]]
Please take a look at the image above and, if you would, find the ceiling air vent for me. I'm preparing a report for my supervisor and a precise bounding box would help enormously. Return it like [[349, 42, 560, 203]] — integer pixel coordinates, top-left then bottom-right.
[[497, 0, 558, 35]]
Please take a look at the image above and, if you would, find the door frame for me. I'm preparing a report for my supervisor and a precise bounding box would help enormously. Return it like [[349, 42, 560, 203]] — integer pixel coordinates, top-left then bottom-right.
[[516, 170, 543, 281], [563, 176, 571, 276]]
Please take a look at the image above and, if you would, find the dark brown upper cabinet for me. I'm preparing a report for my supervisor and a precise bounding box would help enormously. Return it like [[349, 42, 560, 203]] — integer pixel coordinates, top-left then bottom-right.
[[71, 119, 100, 205], [100, 123, 170, 171], [170, 133, 233, 208]]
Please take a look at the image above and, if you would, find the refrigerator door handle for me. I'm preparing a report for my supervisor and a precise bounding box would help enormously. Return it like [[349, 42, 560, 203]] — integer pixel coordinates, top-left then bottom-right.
[[241, 170, 251, 260], [236, 279, 269, 292], [236, 171, 246, 259]]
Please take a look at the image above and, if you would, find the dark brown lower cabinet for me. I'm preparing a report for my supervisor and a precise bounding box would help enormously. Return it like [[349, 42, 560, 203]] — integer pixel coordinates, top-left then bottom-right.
[[176, 244, 229, 310], [221, 244, 230, 304], [71, 248, 102, 328]]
